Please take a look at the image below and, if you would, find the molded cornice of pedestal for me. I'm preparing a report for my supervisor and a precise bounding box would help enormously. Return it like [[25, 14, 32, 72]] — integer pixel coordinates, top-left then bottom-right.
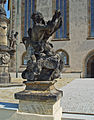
[[15, 80, 63, 102], [15, 89, 63, 102], [24, 80, 57, 91]]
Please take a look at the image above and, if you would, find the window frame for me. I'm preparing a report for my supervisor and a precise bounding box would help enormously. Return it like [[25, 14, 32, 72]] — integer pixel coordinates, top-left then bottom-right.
[[56, 49, 70, 67], [87, 0, 94, 40], [52, 0, 69, 41], [22, 52, 28, 65]]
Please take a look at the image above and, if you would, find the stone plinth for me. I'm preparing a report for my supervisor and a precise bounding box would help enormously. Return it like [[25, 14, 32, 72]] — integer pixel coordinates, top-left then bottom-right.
[[0, 46, 11, 83], [0, 65, 10, 83], [15, 81, 63, 120], [0, 6, 11, 83], [0, 16, 9, 46]]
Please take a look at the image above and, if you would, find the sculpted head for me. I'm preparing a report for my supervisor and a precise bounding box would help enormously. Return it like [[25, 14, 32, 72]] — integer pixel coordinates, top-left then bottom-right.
[[31, 12, 45, 25]]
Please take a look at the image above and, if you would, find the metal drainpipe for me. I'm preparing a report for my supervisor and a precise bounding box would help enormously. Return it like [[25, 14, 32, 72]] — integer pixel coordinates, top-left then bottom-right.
[[16, 37, 18, 78], [15, 32, 18, 78]]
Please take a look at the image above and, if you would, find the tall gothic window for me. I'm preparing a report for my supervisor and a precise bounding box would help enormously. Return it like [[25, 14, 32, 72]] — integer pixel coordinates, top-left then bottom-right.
[[55, 0, 69, 39], [24, 0, 27, 37], [24, 0, 36, 37], [17, 0, 19, 14], [88, 0, 94, 37]]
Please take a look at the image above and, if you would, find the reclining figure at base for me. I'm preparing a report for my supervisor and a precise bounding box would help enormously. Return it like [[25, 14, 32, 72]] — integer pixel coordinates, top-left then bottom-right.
[[22, 10, 63, 81]]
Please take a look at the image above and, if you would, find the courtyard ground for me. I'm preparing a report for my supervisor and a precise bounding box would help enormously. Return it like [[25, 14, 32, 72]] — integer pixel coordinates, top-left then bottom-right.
[[0, 78, 74, 103], [60, 78, 94, 115], [0, 78, 94, 116]]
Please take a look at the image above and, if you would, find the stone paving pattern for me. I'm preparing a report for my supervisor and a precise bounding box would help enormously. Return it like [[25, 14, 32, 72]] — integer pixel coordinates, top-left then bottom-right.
[[61, 78, 94, 114]]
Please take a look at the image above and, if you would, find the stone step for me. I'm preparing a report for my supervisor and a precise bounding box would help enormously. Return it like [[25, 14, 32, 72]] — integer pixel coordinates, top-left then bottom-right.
[[62, 113, 94, 120]]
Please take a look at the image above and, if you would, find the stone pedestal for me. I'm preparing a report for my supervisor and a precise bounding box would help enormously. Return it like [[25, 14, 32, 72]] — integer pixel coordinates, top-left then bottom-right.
[[0, 15, 9, 46], [0, 47, 11, 83], [0, 5, 11, 83], [15, 81, 63, 120], [0, 65, 10, 83]]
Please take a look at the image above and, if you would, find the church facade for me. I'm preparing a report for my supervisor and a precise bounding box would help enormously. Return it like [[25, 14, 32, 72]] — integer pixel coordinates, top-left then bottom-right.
[[8, 0, 94, 78]]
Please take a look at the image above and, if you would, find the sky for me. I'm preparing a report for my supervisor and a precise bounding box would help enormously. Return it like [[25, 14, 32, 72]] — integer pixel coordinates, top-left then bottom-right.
[[4, 0, 10, 18]]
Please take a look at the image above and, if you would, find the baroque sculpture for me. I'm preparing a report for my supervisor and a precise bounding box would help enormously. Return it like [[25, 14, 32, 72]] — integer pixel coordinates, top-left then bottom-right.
[[22, 10, 63, 81], [15, 10, 63, 120]]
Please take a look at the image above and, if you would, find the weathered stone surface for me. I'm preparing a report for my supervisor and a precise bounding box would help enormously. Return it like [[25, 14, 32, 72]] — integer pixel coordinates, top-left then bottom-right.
[[0, 4, 6, 16], [24, 80, 56, 91], [15, 80, 63, 120], [15, 10, 63, 120], [0, 1, 14, 83], [18, 99, 61, 115], [15, 81, 62, 120], [15, 81, 63, 102], [22, 10, 63, 81], [0, 72, 10, 83]]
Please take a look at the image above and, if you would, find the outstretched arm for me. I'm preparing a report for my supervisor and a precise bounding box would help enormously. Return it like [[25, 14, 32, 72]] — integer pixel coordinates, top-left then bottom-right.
[[51, 10, 62, 33], [45, 10, 62, 37]]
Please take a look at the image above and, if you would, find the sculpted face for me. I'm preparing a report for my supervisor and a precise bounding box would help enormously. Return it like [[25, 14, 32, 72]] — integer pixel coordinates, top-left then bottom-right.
[[31, 12, 45, 24]]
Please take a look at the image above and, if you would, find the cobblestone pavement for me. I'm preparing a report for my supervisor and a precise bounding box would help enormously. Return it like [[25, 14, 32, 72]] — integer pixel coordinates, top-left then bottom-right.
[[61, 78, 94, 114]]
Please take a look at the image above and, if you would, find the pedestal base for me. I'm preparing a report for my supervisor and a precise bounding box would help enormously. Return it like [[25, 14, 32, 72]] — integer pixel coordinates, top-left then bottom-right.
[[0, 72, 10, 83], [0, 65, 11, 83], [15, 81, 63, 120]]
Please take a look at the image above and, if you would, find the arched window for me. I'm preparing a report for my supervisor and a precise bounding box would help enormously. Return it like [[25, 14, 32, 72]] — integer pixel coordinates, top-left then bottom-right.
[[84, 50, 94, 77], [53, 0, 69, 39], [88, 0, 94, 37], [22, 52, 28, 65], [56, 49, 69, 65]]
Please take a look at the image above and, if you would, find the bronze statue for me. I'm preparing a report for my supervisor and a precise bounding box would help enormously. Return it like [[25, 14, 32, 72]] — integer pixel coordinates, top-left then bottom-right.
[[22, 10, 63, 81]]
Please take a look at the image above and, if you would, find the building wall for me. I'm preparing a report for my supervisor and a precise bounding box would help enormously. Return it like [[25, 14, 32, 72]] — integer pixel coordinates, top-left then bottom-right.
[[9, 0, 25, 72], [52, 0, 94, 77], [9, 0, 94, 77]]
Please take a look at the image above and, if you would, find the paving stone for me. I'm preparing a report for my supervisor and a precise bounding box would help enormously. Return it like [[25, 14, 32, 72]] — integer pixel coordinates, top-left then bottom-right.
[[61, 78, 94, 114]]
